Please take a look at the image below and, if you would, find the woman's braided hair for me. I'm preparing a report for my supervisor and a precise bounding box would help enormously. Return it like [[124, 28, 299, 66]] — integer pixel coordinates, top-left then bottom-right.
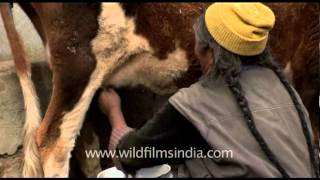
[[193, 14, 319, 177]]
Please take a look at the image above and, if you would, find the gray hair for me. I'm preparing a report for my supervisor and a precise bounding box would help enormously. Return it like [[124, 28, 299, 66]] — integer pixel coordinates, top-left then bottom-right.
[[193, 14, 220, 54]]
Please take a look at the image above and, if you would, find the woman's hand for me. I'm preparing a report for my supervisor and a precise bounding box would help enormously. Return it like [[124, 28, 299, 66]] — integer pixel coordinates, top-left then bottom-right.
[[98, 88, 121, 117], [99, 88, 127, 129]]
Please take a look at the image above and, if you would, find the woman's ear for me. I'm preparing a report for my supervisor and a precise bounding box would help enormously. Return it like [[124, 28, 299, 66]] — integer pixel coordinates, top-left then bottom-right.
[[204, 50, 214, 73], [206, 50, 214, 64], [196, 47, 214, 74]]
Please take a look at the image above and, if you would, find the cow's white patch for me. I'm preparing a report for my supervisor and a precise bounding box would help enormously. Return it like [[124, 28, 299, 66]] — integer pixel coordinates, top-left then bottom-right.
[[42, 2, 189, 177], [19, 74, 43, 177]]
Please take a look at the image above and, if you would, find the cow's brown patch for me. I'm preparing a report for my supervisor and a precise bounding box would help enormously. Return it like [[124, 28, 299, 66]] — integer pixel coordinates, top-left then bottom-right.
[[290, 7, 320, 140], [121, 3, 207, 87]]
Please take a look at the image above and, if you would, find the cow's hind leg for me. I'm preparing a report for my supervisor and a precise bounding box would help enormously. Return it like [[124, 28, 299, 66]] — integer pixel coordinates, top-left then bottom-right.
[[0, 4, 43, 177], [72, 113, 102, 177], [37, 64, 104, 177], [38, 57, 129, 177]]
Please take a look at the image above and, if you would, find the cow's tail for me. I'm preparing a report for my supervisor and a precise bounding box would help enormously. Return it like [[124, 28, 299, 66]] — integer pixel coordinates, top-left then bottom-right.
[[0, 3, 43, 177]]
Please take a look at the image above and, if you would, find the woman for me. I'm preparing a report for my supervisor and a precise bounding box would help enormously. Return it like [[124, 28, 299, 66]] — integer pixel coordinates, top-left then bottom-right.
[[98, 3, 318, 178]]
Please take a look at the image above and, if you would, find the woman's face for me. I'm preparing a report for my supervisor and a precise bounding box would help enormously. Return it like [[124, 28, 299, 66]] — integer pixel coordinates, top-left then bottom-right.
[[194, 35, 214, 74]]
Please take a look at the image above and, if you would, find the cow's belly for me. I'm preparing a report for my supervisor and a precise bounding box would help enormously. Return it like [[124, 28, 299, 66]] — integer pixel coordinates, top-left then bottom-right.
[[104, 47, 190, 95]]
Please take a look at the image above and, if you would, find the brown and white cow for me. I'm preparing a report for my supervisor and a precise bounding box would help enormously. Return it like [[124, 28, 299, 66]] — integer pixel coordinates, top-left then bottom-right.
[[1, 2, 319, 177]]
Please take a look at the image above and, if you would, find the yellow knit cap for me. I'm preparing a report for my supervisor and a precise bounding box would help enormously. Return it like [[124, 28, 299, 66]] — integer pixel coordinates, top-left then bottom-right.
[[205, 3, 275, 56]]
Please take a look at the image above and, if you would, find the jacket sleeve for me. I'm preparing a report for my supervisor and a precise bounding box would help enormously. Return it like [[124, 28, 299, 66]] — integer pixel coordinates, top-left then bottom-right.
[[109, 102, 211, 173]]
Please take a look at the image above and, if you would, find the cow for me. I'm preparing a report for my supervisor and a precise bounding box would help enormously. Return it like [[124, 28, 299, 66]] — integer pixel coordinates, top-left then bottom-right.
[[0, 2, 319, 178]]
